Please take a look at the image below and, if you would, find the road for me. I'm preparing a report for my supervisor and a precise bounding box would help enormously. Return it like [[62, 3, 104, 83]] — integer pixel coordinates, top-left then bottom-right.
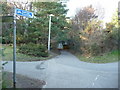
[[3, 51, 118, 88]]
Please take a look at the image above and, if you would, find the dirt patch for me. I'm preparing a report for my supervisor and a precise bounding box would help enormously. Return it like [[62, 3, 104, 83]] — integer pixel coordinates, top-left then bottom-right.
[[2, 71, 46, 88]]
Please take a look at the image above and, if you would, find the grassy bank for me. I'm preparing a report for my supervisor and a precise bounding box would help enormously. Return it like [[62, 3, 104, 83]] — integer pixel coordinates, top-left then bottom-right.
[[75, 50, 119, 63], [2, 45, 59, 62], [2, 71, 45, 88]]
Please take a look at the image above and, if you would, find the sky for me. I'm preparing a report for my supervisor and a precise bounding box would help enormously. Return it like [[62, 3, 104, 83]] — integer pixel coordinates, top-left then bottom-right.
[[7, 0, 119, 23], [66, 0, 120, 23]]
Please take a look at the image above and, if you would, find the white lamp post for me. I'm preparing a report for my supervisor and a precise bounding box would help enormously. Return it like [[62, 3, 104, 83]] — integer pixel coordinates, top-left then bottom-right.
[[118, 1, 120, 21], [48, 14, 54, 51]]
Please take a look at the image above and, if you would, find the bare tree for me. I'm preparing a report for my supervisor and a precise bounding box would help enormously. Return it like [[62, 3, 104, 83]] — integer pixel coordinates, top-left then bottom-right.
[[72, 4, 104, 31]]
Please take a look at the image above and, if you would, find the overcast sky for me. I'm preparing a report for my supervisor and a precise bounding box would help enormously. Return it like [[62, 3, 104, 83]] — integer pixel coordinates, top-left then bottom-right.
[[66, 0, 119, 23]]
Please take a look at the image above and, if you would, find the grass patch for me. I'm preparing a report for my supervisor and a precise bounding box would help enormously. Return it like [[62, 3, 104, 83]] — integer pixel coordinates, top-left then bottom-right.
[[76, 50, 119, 63], [2, 45, 59, 62], [2, 71, 12, 88]]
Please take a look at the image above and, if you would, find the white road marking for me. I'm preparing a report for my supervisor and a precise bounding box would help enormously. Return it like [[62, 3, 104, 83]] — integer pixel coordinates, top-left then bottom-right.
[[92, 75, 100, 87], [95, 75, 100, 81]]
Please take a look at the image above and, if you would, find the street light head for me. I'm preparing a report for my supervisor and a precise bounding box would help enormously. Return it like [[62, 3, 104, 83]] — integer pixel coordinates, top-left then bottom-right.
[[49, 14, 54, 16]]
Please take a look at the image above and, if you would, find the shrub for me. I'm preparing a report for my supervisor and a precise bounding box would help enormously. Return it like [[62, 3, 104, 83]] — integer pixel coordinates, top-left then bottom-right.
[[90, 43, 101, 56], [18, 43, 49, 57], [103, 27, 119, 52]]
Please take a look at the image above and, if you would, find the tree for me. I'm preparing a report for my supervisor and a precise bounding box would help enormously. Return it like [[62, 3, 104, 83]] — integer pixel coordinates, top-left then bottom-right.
[[1, 1, 71, 57], [103, 10, 119, 52], [1, 1, 33, 44], [24, 2, 70, 45], [70, 5, 104, 56], [0, 2, 14, 44], [110, 10, 119, 28], [73, 5, 98, 31]]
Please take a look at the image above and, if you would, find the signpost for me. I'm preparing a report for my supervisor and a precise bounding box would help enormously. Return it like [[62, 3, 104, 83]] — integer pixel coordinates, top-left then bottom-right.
[[13, 7, 33, 88], [15, 8, 34, 18], [13, 7, 16, 88]]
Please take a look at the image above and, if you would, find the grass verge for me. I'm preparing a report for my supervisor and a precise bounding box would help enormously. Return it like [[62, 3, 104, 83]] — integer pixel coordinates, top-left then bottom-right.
[[74, 50, 119, 63], [2, 45, 60, 62]]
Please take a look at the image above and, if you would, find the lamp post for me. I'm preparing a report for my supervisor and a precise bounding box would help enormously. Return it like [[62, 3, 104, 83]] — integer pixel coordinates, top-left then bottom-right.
[[118, 1, 120, 21], [48, 14, 54, 51]]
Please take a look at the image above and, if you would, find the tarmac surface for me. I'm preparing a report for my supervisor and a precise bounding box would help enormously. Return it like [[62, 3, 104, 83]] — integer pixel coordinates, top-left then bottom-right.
[[3, 51, 118, 88]]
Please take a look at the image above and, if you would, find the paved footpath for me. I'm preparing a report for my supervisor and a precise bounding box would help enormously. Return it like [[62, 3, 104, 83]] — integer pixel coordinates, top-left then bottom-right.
[[3, 51, 118, 88]]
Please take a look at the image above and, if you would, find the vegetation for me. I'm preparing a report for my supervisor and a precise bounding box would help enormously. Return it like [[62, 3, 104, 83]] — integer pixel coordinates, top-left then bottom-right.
[[1, 1, 119, 63], [76, 50, 119, 63], [2, 45, 58, 61], [18, 43, 48, 57], [1, 2, 70, 59], [2, 71, 45, 88], [2, 72, 12, 88], [69, 5, 119, 63]]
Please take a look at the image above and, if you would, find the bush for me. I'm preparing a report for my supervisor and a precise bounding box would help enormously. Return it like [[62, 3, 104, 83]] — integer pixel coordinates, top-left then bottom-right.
[[90, 43, 101, 56], [18, 43, 49, 57], [68, 37, 82, 53], [103, 27, 119, 52]]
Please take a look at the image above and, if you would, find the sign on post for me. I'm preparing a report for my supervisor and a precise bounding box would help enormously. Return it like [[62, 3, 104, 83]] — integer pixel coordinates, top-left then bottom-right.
[[15, 8, 34, 18], [13, 8, 33, 88]]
